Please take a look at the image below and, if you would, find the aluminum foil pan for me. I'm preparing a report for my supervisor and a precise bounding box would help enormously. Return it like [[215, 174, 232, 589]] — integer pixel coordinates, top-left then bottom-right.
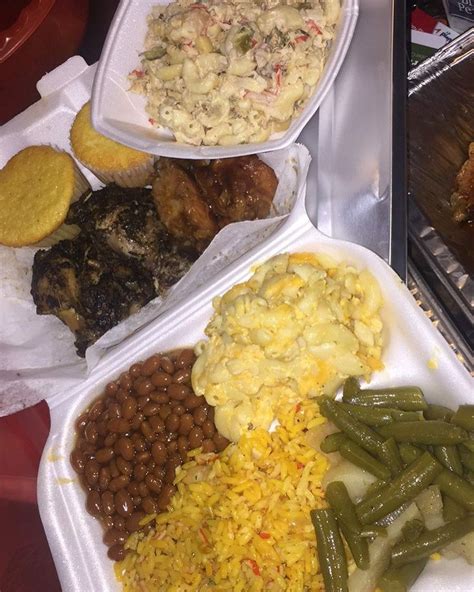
[[408, 28, 474, 355]]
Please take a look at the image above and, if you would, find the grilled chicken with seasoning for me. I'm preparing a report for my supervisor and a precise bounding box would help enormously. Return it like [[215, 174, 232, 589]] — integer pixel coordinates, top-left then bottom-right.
[[451, 142, 474, 226], [31, 185, 196, 356]]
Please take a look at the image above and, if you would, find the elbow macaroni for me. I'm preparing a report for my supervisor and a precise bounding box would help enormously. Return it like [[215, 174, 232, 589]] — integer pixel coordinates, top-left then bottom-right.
[[130, 0, 340, 146]]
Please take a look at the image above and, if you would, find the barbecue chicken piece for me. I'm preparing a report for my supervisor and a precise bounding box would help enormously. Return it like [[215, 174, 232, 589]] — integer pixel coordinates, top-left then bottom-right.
[[31, 239, 156, 357], [451, 142, 474, 225]]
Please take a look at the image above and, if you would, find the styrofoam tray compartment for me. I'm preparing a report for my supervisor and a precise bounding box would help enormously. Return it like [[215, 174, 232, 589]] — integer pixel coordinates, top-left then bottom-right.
[[91, 0, 359, 158], [38, 215, 473, 592]]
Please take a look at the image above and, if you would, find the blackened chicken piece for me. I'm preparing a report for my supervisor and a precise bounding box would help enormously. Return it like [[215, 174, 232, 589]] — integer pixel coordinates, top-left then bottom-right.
[[151, 159, 219, 252], [31, 239, 156, 357], [192, 155, 278, 225], [67, 184, 197, 290], [451, 142, 474, 226]]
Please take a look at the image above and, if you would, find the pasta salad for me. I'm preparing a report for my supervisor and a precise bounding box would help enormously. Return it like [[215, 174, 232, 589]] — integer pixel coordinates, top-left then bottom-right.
[[129, 0, 340, 146]]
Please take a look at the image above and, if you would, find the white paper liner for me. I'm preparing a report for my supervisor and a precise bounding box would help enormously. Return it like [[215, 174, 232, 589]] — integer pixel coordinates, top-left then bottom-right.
[[77, 154, 155, 187], [0, 144, 310, 416]]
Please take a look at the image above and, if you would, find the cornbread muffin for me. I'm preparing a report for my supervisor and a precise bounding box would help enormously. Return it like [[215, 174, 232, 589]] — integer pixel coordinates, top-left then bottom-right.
[[70, 102, 154, 187], [0, 146, 89, 247]]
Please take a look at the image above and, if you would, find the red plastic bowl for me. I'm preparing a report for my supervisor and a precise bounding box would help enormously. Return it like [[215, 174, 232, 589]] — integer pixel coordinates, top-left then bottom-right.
[[0, 0, 89, 124]]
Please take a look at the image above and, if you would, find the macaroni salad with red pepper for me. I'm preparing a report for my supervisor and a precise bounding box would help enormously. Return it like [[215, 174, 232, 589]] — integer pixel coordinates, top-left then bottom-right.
[[130, 0, 340, 146]]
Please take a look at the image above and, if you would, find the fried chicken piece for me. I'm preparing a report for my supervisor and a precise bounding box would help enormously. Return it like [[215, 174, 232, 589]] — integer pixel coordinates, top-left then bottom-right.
[[193, 155, 278, 224], [152, 159, 219, 252], [451, 142, 474, 225], [31, 240, 156, 357]]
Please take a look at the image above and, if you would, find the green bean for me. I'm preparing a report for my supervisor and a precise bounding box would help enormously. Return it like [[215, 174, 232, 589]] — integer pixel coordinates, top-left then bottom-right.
[[310, 509, 348, 592], [459, 445, 474, 472], [325, 481, 369, 570], [442, 493, 467, 522], [435, 468, 474, 513], [339, 402, 394, 426], [451, 405, 474, 431], [401, 518, 425, 542], [398, 443, 423, 465], [378, 559, 428, 592], [379, 438, 403, 476], [461, 439, 474, 453], [359, 525, 387, 538], [343, 387, 427, 411], [423, 404, 454, 422], [466, 469, 474, 485], [342, 376, 360, 400], [391, 516, 474, 566], [340, 440, 391, 480], [391, 410, 424, 422], [434, 445, 463, 475], [365, 479, 388, 497], [320, 432, 348, 453], [318, 397, 383, 457], [356, 452, 442, 524], [378, 421, 468, 446]]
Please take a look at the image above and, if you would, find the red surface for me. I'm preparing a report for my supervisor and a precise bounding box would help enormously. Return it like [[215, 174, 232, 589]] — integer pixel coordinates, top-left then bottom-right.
[[0, 401, 61, 592]]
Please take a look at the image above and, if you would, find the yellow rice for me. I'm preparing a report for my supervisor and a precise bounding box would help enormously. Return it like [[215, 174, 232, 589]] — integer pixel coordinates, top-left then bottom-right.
[[116, 400, 329, 591]]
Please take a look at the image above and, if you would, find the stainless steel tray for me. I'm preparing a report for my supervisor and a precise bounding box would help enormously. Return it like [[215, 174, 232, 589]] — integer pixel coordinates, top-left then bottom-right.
[[408, 29, 474, 361]]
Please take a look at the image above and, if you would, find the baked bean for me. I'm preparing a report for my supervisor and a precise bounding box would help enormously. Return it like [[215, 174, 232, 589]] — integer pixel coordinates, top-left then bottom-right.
[[138, 482, 150, 498], [116, 456, 132, 476], [146, 459, 156, 472], [109, 475, 130, 492], [134, 378, 153, 397], [167, 383, 188, 401], [193, 406, 208, 426], [70, 449, 85, 473], [157, 484, 176, 511], [109, 459, 120, 479], [127, 481, 140, 497], [201, 439, 216, 453], [107, 418, 129, 434], [130, 412, 145, 431], [137, 395, 151, 410], [125, 511, 145, 533], [207, 406, 215, 421], [202, 419, 216, 439], [84, 422, 99, 444], [105, 381, 118, 396], [115, 437, 134, 461], [173, 404, 186, 416], [96, 421, 108, 437], [131, 433, 146, 452], [143, 402, 160, 417], [114, 516, 126, 531], [188, 426, 204, 449], [88, 400, 105, 421], [151, 441, 167, 465], [107, 401, 121, 419], [176, 349, 195, 369], [158, 405, 172, 420], [149, 415, 165, 433], [165, 413, 180, 432], [75, 413, 89, 432], [141, 496, 157, 514], [98, 467, 111, 490], [178, 414, 194, 435], [129, 363, 143, 379], [135, 450, 151, 464], [95, 447, 114, 464], [177, 436, 189, 456], [184, 394, 204, 410], [133, 463, 147, 482], [115, 389, 129, 404], [145, 474, 163, 494], [166, 440, 178, 454], [102, 515, 114, 530], [101, 491, 115, 515], [140, 421, 156, 442], [173, 368, 191, 384], [141, 355, 161, 376], [103, 527, 127, 547], [104, 432, 117, 447], [150, 391, 169, 405], [153, 466, 165, 481], [84, 459, 100, 487], [115, 490, 133, 517], [132, 496, 142, 508], [119, 373, 132, 391], [160, 357, 175, 375], [108, 544, 126, 562], [121, 397, 137, 420], [80, 441, 96, 456], [86, 491, 102, 516], [151, 372, 171, 388], [213, 433, 230, 452]]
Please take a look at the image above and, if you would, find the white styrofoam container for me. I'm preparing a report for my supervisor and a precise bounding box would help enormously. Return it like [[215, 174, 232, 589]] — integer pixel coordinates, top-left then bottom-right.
[[38, 207, 474, 592], [91, 0, 359, 158]]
